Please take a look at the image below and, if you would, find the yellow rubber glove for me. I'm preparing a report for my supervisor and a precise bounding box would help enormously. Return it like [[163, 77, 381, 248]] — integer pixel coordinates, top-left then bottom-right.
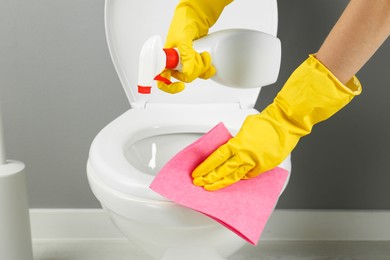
[[192, 55, 362, 191], [157, 0, 233, 94]]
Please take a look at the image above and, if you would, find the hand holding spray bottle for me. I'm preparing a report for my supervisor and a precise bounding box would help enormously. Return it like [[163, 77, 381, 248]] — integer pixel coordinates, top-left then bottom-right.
[[137, 29, 281, 94]]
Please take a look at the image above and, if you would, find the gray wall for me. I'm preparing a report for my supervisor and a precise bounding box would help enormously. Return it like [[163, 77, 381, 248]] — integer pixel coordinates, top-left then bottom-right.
[[1, 0, 389, 209], [267, 1, 390, 209]]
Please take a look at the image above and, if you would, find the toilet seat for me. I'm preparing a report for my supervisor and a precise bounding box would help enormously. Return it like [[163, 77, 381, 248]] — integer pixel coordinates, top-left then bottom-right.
[[88, 104, 259, 202]]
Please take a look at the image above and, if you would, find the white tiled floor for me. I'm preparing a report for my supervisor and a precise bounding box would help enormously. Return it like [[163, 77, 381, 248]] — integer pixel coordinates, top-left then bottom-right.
[[33, 239, 390, 260]]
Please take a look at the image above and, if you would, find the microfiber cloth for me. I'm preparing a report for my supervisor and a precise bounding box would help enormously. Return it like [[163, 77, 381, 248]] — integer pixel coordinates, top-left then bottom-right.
[[150, 122, 289, 245]]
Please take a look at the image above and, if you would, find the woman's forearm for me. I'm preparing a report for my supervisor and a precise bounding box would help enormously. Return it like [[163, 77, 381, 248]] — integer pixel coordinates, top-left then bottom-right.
[[316, 0, 390, 84]]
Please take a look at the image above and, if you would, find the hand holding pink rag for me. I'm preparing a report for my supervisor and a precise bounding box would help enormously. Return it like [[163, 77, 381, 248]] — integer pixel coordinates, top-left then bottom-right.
[[150, 122, 289, 245]]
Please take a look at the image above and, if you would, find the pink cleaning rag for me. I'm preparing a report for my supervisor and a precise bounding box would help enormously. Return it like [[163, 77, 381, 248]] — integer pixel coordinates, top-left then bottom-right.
[[150, 122, 289, 245]]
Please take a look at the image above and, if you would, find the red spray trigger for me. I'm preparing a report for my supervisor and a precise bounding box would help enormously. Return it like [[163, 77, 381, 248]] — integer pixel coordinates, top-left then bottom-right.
[[153, 48, 178, 87]]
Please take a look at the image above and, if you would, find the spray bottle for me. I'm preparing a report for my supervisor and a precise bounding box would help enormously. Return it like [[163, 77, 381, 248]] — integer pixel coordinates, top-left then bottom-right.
[[137, 28, 281, 94]]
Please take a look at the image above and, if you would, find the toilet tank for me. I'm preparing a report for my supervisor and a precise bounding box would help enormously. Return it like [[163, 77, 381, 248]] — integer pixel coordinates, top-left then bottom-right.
[[104, 0, 280, 109]]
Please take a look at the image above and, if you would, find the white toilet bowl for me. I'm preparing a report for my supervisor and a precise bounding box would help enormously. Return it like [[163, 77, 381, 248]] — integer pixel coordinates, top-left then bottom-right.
[[87, 0, 290, 259], [87, 106, 291, 259]]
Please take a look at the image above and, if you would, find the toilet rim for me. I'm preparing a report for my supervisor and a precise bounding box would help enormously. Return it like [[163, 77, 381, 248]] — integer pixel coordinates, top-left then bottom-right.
[[88, 105, 261, 201], [87, 105, 291, 202]]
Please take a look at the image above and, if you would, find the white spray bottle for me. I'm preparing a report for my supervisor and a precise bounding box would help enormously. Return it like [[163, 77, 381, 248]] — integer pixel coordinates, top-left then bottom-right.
[[137, 28, 281, 94]]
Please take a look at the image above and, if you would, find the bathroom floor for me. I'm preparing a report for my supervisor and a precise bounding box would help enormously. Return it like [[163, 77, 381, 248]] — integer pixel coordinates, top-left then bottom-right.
[[33, 239, 390, 260]]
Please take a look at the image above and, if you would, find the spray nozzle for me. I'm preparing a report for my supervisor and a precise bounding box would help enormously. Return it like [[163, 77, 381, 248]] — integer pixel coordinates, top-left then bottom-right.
[[137, 36, 180, 94]]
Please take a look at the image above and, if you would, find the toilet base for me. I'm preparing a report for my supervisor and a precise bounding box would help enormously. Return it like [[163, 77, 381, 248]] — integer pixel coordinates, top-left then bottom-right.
[[161, 247, 226, 260]]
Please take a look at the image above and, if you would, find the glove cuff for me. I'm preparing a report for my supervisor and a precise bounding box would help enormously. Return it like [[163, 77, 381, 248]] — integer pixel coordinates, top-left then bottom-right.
[[308, 54, 362, 96], [271, 55, 363, 137]]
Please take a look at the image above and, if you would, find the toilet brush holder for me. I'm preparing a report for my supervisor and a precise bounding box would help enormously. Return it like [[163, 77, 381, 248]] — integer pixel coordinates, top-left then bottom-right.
[[0, 106, 33, 260], [0, 161, 34, 260]]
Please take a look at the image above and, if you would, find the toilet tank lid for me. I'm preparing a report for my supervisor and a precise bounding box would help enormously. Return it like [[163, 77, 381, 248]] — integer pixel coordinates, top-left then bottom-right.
[[104, 0, 280, 108]]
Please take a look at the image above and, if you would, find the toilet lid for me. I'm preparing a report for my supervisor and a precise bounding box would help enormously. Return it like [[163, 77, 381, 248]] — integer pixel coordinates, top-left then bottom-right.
[[104, 0, 280, 109]]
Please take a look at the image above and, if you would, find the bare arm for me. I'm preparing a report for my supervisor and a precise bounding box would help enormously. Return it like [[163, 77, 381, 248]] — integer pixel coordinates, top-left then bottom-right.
[[316, 0, 390, 84]]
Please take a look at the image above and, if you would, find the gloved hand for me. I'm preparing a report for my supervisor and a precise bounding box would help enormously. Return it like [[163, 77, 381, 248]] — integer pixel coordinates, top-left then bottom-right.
[[157, 0, 233, 94], [192, 55, 362, 191]]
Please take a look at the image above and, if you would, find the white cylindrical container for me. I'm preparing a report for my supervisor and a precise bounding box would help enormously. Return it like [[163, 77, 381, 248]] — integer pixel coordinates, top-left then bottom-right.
[[0, 105, 33, 260], [0, 160, 34, 260]]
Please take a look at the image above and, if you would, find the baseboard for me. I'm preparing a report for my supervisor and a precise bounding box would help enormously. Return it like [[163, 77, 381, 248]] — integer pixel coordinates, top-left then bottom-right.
[[30, 209, 390, 241], [30, 209, 124, 240], [264, 210, 390, 241]]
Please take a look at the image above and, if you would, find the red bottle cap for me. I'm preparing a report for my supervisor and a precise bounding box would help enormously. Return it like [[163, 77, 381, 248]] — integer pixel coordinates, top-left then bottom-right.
[[163, 48, 179, 69]]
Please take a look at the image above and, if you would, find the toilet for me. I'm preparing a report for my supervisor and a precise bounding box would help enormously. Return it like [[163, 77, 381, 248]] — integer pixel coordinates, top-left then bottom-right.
[[87, 0, 291, 259]]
